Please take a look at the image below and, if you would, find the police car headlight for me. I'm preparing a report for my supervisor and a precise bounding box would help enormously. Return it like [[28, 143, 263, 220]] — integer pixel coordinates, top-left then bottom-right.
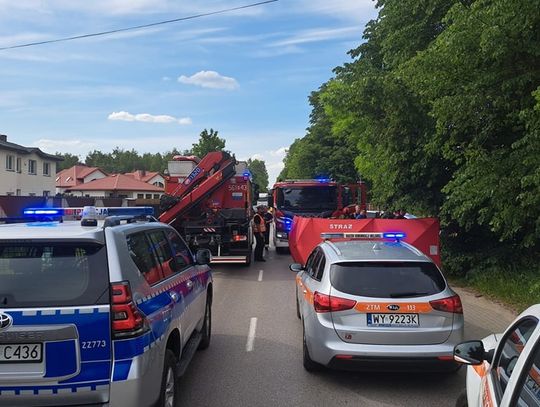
[[276, 232, 288, 239]]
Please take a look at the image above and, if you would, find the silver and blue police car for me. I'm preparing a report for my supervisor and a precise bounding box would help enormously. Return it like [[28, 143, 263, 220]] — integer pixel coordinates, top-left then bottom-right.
[[0, 207, 213, 407], [291, 232, 464, 372]]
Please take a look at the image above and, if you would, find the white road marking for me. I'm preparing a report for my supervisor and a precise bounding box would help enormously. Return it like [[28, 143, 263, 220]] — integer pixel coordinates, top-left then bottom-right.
[[258, 269, 264, 282], [246, 317, 258, 352]]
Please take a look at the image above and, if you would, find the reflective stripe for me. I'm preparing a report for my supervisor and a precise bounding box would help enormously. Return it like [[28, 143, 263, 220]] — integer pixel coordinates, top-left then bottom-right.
[[253, 214, 266, 233]]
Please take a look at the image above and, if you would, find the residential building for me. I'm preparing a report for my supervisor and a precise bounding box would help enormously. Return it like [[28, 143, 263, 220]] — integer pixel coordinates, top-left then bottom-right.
[[65, 173, 163, 199], [124, 170, 165, 188], [0, 134, 62, 197], [56, 165, 108, 194]]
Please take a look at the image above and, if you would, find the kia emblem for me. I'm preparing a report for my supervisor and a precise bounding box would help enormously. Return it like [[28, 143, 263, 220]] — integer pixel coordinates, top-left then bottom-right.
[[387, 304, 400, 311], [0, 313, 13, 330]]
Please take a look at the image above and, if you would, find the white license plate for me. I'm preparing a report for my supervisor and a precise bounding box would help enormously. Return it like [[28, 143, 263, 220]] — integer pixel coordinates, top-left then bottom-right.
[[0, 344, 42, 363], [367, 313, 419, 327]]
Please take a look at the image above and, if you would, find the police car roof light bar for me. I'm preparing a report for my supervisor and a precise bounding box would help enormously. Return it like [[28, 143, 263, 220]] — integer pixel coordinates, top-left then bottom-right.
[[320, 232, 406, 241]]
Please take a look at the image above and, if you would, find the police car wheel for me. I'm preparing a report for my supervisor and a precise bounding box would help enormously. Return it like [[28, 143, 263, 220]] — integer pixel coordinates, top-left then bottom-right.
[[455, 390, 468, 407], [198, 298, 212, 350], [302, 324, 322, 372], [158, 350, 177, 407]]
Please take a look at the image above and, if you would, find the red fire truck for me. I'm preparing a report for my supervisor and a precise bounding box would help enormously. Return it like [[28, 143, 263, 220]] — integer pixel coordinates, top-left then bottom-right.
[[159, 151, 255, 265], [267, 179, 367, 253]]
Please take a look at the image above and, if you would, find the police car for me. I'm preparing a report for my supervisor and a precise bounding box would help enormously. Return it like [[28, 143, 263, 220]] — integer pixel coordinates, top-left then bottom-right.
[[0, 207, 213, 407], [291, 232, 464, 372], [453, 304, 540, 407]]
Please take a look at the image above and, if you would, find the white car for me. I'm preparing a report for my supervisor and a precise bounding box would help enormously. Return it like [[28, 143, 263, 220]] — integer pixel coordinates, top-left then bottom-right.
[[453, 304, 540, 406]]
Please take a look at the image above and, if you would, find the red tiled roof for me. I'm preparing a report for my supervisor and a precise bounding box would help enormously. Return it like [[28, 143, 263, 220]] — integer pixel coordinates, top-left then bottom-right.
[[56, 165, 106, 188], [124, 170, 162, 183], [66, 174, 163, 192]]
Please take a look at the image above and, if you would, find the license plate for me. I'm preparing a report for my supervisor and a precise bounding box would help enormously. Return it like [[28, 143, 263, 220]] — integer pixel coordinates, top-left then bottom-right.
[[367, 313, 419, 327], [0, 344, 42, 363]]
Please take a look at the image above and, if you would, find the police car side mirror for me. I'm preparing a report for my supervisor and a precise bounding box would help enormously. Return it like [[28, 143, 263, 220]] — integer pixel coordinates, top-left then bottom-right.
[[453, 340, 486, 365], [196, 249, 212, 265], [289, 263, 303, 273]]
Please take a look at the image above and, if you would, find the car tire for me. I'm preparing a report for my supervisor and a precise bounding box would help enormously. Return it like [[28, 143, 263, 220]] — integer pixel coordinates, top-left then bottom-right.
[[295, 292, 301, 319], [303, 324, 322, 372], [198, 297, 212, 350], [276, 247, 287, 254], [455, 390, 468, 407], [157, 349, 177, 407]]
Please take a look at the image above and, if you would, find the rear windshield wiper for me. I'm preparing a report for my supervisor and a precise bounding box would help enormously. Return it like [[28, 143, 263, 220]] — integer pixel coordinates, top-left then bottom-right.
[[389, 292, 428, 298]]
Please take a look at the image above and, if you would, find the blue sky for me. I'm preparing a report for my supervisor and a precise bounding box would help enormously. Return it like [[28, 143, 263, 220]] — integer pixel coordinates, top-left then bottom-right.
[[0, 0, 377, 183]]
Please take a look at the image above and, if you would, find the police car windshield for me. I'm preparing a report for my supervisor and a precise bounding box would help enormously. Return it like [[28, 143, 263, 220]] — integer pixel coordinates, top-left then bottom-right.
[[0, 242, 109, 308], [277, 186, 337, 211], [330, 262, 446, 298]]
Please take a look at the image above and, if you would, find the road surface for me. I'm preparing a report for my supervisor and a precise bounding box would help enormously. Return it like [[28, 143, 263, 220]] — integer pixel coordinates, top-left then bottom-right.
[[178, 248, 515, 407]]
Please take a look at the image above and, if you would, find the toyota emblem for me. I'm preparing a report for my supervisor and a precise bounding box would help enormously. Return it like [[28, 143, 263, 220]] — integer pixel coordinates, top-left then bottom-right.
[[0, 313, 13, 330], [387, 304, 400, 311]]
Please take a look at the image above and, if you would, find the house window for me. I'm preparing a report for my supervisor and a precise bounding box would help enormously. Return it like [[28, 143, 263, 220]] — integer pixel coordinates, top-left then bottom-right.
[[137, 194, 144, 199], [16, 157, 21, 173], [5, 155, 14, 171], [28, 160, 37, 175], [154, 181, 164, 188], [145, 194, 152, 199], [6, 192, 14, 196], [43, 191, 50, 197], [43, 162, 50, 176], [28, 193, 36, 197], [16, 189, 21, 196], [153, 194, 160, 199]]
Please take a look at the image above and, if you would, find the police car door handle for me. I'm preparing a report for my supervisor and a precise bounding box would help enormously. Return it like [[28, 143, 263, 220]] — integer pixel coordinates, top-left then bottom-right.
[[186, 280, 194, 291], [170, 291, 180, 303]]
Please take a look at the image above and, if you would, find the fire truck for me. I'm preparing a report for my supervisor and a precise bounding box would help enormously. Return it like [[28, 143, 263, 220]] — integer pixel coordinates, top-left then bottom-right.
[[159, 151, 255, 265], [267, 179, 367, 253]]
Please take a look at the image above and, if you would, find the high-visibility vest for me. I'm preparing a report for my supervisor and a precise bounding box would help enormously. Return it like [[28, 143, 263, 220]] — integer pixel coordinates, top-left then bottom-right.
[[253, 214, 266, 233]]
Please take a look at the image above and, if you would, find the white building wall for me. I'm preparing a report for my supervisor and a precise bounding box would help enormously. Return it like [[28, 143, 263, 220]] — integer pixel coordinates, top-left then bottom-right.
[[83, 171, 107, 183], [68, 190, 162, 199], [0, 150, 57, 196], [147, 174, 165, 188]]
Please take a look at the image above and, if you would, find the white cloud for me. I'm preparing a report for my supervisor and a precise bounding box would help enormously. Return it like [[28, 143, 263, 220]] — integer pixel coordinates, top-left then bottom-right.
[[35, 139, 95, 154], [250, 153, 264, 160], [162, 76, 171, 81], [295, 0, 377, 22], [271, 26, 362, 47], [108, 111, 192, 125], [178, 70, 239, 90], [270, 147, 287, 157]]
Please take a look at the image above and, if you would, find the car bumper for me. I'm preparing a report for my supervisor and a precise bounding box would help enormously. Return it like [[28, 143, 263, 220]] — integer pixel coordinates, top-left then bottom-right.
[[306, 315, 463, 370]]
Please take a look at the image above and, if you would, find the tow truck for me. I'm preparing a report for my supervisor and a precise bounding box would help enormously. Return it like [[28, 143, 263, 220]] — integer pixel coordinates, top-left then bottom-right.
[[267, 179, 367, 253], [159, 151, 255, 265]]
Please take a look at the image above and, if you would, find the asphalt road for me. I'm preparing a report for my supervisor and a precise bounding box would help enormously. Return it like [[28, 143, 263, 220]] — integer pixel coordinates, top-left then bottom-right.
[[177, 248, 516, 407]]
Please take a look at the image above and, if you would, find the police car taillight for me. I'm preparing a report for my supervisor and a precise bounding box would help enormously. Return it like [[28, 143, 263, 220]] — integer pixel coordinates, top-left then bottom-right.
[[111, 281, 147, 338], [430, 295, 463, 314]]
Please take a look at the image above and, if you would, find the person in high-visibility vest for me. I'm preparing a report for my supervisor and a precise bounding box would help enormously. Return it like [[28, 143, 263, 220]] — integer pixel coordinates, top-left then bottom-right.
[[253, 205, 267, 262]]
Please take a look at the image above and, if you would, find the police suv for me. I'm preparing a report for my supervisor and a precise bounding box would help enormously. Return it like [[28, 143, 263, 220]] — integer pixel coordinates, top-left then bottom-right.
[[0, 207, 213, 407]]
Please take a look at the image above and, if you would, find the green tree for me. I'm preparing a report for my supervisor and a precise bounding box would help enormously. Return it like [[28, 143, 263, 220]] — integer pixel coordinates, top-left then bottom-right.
[[190, 129, 226, 158], [246, 158, 269, 191], [55, 152, 81, 172]]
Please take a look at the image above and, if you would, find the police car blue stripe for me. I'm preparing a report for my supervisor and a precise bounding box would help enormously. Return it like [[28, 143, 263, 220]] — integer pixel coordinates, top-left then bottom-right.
[[0, 381, 109, 395], [44, 340, 78, 378], [112, 359, 132, 382], [60, 361, 111, 384]]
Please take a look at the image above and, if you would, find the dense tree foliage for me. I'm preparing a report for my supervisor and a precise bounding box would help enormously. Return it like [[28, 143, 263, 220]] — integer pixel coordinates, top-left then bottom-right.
[[189, 128, 227, 158], [281, 0, 540, 276], [246, 158, 269, 191], [55, 152, 81, 171], [83, 147, 182, 174]]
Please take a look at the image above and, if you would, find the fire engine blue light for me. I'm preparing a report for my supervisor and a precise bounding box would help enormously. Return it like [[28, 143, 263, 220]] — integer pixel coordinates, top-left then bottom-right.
[[23, 208, 63, 216], [383, 232, 406, 239]]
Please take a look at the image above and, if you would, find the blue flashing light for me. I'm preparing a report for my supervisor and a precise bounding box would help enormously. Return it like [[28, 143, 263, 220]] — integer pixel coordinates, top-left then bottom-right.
[[383, 232, 406, 240], [23, 208, 64, 216]]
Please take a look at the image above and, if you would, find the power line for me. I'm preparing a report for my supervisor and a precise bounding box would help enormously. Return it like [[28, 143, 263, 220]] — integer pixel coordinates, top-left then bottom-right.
[[0, 0, 278, 51]]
